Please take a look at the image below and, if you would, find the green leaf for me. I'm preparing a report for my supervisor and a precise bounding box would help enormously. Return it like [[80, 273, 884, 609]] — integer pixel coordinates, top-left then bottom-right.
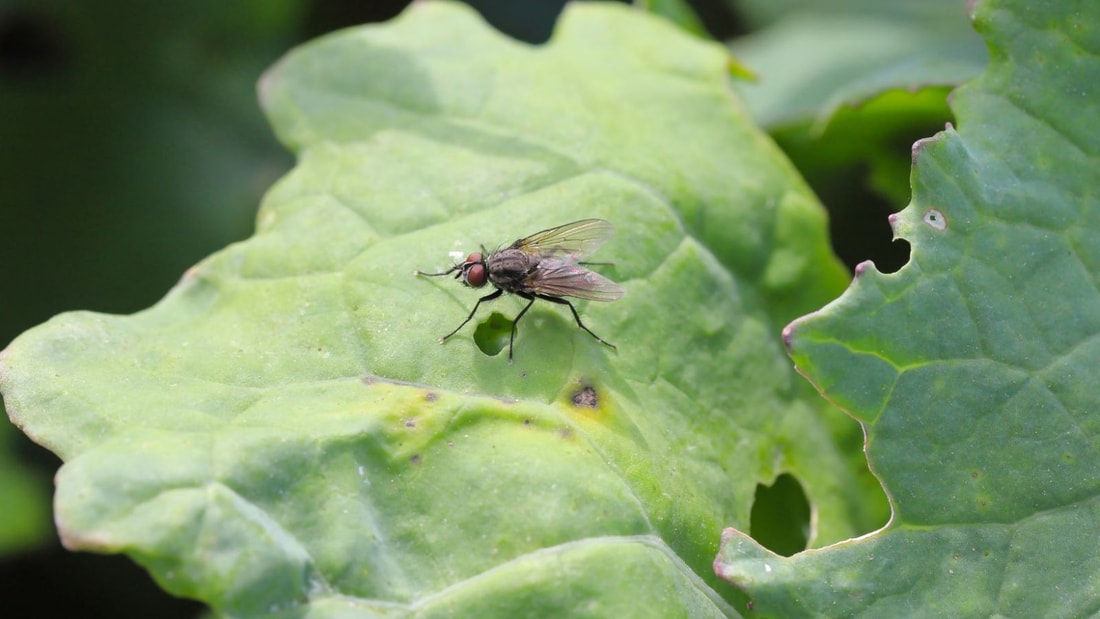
[[717, 0, 1100, 615], [0, 2, 870, 616]]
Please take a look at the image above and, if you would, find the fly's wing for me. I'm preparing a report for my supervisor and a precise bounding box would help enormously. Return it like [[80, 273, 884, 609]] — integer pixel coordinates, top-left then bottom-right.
[[512, 219, 615, 263], [525, 259, 625, 301]]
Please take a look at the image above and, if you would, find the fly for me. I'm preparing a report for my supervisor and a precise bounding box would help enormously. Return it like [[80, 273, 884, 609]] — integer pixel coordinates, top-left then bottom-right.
[[415, 218, 625, 362]]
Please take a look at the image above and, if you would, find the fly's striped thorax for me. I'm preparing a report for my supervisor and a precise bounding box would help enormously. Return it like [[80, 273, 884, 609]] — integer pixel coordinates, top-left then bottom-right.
[[486, 248, 538, 293]]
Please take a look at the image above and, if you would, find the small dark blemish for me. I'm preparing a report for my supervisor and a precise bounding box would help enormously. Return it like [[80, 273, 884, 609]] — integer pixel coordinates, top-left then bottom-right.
[[971, 471, 980, 479], [361, 375, 376, 386], [424, 392, 439, 402], [409, 454, 421, 465], [523, 419, 532, 425], [558, 427, 574, 440], [571, 385, 598, 408], [923, 208, 947, 231], [404, 419, 416, 428]]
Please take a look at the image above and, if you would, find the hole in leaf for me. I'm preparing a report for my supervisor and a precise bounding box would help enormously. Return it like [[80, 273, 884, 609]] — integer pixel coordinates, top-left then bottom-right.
[[473, 312, 512, 357], [749, 473, 811, 557]]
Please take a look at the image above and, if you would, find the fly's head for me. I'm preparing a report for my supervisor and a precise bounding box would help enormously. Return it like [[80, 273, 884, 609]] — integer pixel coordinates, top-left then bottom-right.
[[456, 252, 488, 288]]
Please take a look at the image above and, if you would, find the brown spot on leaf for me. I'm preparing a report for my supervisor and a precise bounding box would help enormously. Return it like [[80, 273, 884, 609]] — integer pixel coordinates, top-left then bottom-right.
[[571, 385, 598, 408], [409, 454, 421, 465], [424, 392, 439, 402]]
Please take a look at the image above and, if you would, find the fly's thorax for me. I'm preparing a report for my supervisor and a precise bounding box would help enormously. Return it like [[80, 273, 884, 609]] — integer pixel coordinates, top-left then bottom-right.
[[487, 248, 538, 292]]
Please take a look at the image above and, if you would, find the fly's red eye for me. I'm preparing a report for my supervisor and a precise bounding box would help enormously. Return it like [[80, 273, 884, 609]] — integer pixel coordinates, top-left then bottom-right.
[[465, 263, 487, 287], [467, 252, 482, 264]]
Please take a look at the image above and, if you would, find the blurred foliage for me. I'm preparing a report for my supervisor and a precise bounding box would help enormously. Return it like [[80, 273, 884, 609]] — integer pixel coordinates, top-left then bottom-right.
[[0, 419, 48, 554]]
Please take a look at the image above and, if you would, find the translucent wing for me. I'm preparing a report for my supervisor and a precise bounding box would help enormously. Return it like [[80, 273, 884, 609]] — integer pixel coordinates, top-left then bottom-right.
[[525, 259, 625, 301], [512, 219, 615, 263]]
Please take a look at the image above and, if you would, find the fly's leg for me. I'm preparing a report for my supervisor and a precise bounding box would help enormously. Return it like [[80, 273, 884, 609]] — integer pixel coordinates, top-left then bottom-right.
[[535, 294, 617, 351], [440, 288, 503, 342], [509, 293, 538, 363]]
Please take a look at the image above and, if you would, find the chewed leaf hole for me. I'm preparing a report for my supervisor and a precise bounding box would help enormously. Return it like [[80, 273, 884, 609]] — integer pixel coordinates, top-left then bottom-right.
[[749, 473, 811, 557], [473, 312, 512, 357]]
